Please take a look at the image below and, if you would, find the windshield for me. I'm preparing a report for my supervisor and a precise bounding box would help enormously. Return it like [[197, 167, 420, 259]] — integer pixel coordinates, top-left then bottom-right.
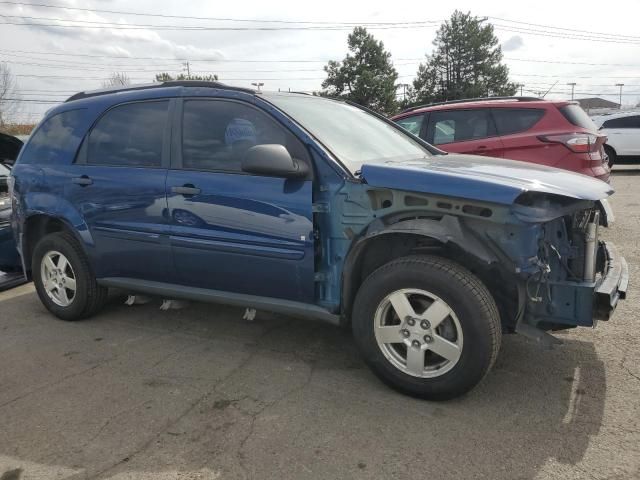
[[263, 93, 431, 173]]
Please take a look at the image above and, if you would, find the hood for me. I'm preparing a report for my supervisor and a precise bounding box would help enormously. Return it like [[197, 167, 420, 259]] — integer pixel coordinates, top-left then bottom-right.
[[360, 154, 613, 205]]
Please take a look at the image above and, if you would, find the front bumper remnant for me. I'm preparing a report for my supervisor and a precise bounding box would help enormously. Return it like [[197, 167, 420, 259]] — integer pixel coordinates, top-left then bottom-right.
[[594, 242, 628, 321]]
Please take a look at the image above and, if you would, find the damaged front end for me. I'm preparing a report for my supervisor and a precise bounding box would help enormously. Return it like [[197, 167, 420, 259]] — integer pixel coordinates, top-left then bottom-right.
[[511, 193, 628, 336]]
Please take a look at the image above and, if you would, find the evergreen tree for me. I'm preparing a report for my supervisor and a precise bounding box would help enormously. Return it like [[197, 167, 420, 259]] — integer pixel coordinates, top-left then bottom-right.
[[155, 72, 219, 82], [322, 27, 399, 115], [411, 11, 516, 105]]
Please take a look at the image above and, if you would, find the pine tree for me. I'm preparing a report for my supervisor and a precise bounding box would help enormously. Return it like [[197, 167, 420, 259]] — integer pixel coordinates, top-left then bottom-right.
[[322, 27, 399, 115], [411, 11, 516, 105]]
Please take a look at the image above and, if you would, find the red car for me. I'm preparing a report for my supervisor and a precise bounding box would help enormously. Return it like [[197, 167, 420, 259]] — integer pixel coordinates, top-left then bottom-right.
[[391, 97, 610, 182]]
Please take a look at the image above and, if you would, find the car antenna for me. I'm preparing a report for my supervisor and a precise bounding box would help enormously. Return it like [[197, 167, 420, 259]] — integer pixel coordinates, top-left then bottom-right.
[[541, 81, 558, 99]]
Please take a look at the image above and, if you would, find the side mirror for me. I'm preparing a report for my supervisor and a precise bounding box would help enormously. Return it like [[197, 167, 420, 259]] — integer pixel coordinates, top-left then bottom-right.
[[241, 144, 309, 178]]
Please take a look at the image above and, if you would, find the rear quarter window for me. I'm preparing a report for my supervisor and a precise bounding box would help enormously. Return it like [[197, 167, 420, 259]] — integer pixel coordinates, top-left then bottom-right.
[[18, 109, 87, 165], [559, 104, 597, 130], [492, 108, 545, 135]]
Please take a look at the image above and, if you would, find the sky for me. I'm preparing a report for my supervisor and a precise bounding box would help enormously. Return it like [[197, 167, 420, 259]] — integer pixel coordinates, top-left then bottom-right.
[[1, 0, 639, 123]]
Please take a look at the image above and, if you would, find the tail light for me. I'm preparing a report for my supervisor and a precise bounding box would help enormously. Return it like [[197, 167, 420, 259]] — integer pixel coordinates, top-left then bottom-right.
[[538, 133, 604, 153]]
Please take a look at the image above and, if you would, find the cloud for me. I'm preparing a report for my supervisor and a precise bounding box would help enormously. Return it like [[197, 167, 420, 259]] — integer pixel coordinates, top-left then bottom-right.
[[502, 35, 524, 52], [10, 4, 225, 61]]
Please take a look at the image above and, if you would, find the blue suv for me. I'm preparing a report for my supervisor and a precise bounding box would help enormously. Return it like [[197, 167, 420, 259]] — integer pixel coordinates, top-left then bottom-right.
[[10, 82, 628, 399]]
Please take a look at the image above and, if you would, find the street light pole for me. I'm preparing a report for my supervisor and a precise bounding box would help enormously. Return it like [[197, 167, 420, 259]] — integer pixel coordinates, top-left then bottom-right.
[[615, 83, 624, 109], [251, 82, 264, 91], [567, 82, 576, 100]]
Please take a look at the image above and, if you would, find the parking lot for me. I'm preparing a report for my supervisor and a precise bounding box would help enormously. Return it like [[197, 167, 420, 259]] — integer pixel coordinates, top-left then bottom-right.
[[0, 168, 637, 480]]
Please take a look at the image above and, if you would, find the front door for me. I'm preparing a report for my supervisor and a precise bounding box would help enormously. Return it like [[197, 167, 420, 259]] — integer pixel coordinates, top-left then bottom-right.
[[67, 99, 172, 281], [166, 98, 314, 303]]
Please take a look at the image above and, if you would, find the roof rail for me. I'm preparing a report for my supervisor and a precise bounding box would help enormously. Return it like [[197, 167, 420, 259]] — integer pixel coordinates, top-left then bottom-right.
[[399, 96, 543, 114], [65, 80, 256, 102]]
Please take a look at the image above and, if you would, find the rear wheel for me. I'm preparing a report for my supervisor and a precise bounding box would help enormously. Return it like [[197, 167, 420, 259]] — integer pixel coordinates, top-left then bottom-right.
[[604, 145, 616, 167], [352, 255, 501, 400], [32, 231, 107, 321]]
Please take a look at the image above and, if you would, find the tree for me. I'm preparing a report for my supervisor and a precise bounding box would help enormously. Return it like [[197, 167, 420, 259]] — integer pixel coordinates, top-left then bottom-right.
[[102, 72, 131, 88], [411, 11, 517, 105], [155, 72, 219, 82], [322, 27, 399, 115], [0, 63, 20, 127]]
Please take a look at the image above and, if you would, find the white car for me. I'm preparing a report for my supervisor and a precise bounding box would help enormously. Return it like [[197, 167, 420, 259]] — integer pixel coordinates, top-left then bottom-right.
[[592, 111, 640, 165]]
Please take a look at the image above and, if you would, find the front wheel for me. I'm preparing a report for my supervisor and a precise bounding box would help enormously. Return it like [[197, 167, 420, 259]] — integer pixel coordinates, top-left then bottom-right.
[[352, 255, 501, 400], [32, 231, 107, 321]]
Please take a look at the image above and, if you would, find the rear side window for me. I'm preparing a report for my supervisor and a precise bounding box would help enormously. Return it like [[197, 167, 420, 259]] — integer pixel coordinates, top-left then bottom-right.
[[492, 108, 545, 135], [19, 109, 86, 165], [559, 104, 597, 130], [87, 101, 169, 167], [428, 109, 495, 145], [602, 115, 640, 129], [396, 114, 424, 137], [181, 99, 309, 173]]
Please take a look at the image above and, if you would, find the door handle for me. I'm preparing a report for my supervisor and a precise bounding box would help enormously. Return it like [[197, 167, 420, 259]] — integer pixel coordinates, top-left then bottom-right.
[[470, 146, 489, 155], [171, 185, 201, 196], [72, 175, 93, 186]]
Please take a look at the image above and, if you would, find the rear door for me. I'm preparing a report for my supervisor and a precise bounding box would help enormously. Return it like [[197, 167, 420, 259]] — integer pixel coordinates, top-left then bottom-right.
[[68, 99, 172, 281], [603, 115, 640, 156], [166, 98, 314, 303], [491, 107, 546, 162], [425, 108, 503, 157]]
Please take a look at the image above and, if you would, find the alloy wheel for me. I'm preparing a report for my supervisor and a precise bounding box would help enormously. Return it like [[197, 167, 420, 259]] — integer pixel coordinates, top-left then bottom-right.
[[40, 250, 77, 307], [373, 288, 463, 378]]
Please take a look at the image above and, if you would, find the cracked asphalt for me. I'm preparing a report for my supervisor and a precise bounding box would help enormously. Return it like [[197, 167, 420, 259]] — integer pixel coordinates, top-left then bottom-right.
[[0, 168, 639, 480]]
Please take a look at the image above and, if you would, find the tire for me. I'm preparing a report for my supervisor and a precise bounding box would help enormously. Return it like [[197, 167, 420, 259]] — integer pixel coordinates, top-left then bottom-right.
[[604, 145, 616, 167], [352, 255, 501, 400], [32, 231, 107, 321]]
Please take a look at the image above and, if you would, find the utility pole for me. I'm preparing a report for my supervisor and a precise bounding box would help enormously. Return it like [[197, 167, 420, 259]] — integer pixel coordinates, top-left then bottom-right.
[[182, 61, 191, 79], [251, 82, 264, 91], [519, 83, 524, 96], [402, 83, 408, 102], [567, 82, 577, 100], [615, 83, 624, 109]]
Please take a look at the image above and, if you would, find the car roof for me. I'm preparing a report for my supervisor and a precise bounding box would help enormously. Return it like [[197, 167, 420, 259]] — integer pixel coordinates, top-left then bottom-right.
[[65, 80, 257, 103], [592, 110, 640, 123], [393, 97, 570, 119]]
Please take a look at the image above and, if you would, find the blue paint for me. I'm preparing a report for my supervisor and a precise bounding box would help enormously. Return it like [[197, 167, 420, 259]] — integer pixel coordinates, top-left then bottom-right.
[[9, 84, 625, 329], [360, 155, 613, 205]]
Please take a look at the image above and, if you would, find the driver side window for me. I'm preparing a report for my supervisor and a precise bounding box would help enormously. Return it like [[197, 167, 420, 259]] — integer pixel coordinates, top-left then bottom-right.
[[181, 100, 309, 173]]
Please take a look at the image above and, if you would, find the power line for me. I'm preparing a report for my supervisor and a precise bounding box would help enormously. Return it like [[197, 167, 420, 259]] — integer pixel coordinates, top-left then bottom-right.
[[488, 16, 640, 41], [505, 57, 640, 68], [4, 48, 640, 69], [0, 14, 440, 31], [0, 48, 334, 62], [0, 1, 440, 26], [493, 24, 640, 45]]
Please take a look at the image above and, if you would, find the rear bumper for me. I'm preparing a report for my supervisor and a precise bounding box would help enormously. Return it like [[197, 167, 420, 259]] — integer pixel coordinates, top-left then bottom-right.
[[594, 241, 628, 321]]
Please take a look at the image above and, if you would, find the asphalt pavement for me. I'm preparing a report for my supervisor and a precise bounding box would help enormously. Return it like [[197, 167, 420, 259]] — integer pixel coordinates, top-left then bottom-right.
[[0, 167, 638, 480]]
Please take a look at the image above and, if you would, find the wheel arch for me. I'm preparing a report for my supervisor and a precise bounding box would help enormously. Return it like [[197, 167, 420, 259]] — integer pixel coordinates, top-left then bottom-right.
[[22, 213, 92, 276], [340, 215, 505, 321]]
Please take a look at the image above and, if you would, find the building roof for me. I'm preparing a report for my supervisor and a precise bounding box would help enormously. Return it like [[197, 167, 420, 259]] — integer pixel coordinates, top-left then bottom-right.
[[576, 97, 620, 111]]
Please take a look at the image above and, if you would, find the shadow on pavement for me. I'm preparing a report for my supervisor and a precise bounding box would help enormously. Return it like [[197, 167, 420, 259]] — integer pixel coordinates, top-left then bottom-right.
[[0, 294, 606, 479]]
